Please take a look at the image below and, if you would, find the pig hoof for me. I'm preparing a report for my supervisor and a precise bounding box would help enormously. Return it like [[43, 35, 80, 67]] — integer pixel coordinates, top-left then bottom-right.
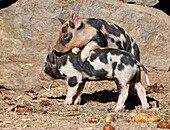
[[72, 48, 80, 54], [114, 106, 123, 112], [64, 99, 73, 105], [114, 108, 120, 112], [81, 54, 88, 62], [81, 51, 89, 62], [74, 97, 81, 105], [81, 58, 87, 62], [142, 103, 150, 109]]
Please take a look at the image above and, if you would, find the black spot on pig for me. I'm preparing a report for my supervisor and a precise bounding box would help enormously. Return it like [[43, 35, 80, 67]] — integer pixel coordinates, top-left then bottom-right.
[[70, 52, 108, 79], [92, 31, 107, 47], [124, 34, 131, 51], [133, 42, 140, 61], [86, 18, 102, 30], [105, 34, 114, 42], [99, 53, 108, 64], [60, 32, 73, 46], [120, 55, 134, 66], [95, 69, 108, 79], [105, 24, 121, 37], [62, 26, 67, 33], [118, 63, 124, 71], [130, 68, 141, 83], [68, 76, 78, 87], [77, 22, 85, 30], [86, 18, 126, 37], [69, 20, 75, 29], [112, 62, 117, 76], [69, 54, 95, 76], [102, 21, 125, 37], [90, 53, 97, 62], [116, 40, 124, 50], [111, 38, 115, 42]]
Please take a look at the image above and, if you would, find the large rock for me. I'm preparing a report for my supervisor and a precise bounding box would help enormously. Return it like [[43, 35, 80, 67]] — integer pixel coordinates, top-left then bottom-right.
[[0, 0, 169, 92], [78, 0, 170, 71], [123, 0, 159, 6]]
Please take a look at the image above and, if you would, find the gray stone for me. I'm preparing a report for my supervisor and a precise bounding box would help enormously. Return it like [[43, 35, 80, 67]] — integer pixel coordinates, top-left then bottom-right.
[[123, 0, 159, 6], [0, 0, 169, 92]]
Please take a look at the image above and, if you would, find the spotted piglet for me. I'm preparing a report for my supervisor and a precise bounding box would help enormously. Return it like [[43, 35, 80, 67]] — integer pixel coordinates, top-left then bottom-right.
[[54, 13, 140, 62], [39, 47, 150, 112]]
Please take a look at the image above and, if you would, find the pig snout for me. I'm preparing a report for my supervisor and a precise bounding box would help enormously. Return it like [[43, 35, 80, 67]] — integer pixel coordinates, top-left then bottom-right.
[[54, 44, 62, 52], [38, 70, 47, 80], [54, 44, 71, 53]]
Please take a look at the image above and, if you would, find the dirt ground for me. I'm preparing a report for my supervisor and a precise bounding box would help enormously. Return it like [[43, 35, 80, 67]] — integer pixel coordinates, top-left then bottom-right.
[[0, 71, 169, 130]]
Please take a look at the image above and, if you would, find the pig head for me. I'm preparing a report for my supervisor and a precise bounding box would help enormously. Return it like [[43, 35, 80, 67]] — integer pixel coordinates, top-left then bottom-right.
[[54, 13, 140, 63], [39, 46, 64, 81], [54, 13, 96, 53]]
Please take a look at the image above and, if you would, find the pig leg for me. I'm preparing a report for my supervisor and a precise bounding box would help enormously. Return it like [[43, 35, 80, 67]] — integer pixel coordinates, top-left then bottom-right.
[[135, 82, 149, 109], [65, 75, 83, 105], [64, 84, 80, 105], [115, 83, 129, 112], [81, 41, 100, 62], [73, 83, 85, 105], [72, 47, 80, 54]]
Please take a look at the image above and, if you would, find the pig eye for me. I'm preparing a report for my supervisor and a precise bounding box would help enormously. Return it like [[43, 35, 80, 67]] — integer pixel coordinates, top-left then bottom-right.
[[63, 33, 72, 40], [60, 32, 73, 46], [63, 33, 69, 39], [44, 62, 48, 67], [62, 26, 67, 33]]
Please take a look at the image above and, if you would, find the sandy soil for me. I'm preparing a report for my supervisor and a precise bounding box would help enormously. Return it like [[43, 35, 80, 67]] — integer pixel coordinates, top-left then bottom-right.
[[0, 71, 169, 129]]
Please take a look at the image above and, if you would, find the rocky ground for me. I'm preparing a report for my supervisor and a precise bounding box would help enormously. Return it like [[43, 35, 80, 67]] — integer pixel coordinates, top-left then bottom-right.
[[0, 0, 169, 129], [0, 71, 169, 129]]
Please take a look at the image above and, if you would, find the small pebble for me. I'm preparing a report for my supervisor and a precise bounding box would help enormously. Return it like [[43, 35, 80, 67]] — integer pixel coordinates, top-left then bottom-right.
[[3, 97, 11, 101], [40, 100, 50, 106], [157, 121, 170, 129], [67, 105, 78, 111]]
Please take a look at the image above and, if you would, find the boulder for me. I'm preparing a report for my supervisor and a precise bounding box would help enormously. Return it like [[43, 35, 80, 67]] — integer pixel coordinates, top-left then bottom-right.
[[123, 0, 159, 6], [0, 0, 169, 92]]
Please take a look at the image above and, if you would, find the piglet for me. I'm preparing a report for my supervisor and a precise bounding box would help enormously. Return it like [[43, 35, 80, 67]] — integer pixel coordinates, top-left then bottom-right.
[[39, 46, 150, 112]]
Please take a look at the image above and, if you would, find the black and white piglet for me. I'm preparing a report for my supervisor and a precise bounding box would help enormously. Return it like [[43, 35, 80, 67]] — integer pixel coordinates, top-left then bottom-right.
[[39, 47, 150, 112]]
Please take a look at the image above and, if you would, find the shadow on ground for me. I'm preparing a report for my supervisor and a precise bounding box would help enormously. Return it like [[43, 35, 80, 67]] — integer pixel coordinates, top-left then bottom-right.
[[48, 89, 159, 111]]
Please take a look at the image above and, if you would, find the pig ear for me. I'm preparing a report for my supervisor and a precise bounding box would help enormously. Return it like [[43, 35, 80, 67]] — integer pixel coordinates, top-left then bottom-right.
[[58, 17, 66, 24], [71, 13, 81, 28], [48, 45, 54, 62]]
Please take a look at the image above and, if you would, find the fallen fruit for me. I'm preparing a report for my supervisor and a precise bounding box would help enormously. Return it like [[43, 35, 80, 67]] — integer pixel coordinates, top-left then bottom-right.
[[103, 124, 115, 130], [105, 114, 115, 122], [134, 113, 160, 122], [17, 110, 32, 115], [88, 118, 100, 123], [157, 121, 170, 129]]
